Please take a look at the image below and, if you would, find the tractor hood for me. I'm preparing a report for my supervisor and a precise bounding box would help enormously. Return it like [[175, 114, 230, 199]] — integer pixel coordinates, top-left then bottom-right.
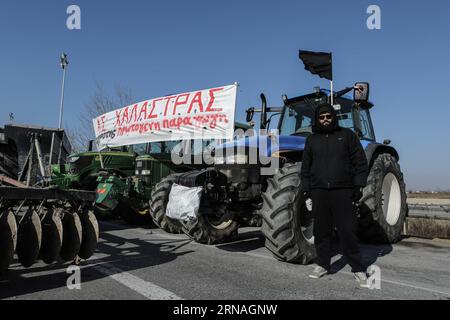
[[217, 135, 307, 158]]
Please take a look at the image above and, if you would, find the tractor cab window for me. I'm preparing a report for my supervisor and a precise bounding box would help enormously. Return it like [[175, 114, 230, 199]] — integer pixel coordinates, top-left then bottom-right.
[[358, 109, 375, 141], [279, 96, 375, 141], [337, 99, 375, 141], [162, 141, 180, 154], [131, 143, 148, 156], [329, 99, 375, 141], [279, 99, 322, 137], [149, 141, 180, 155], [149, 142, 162, 154]]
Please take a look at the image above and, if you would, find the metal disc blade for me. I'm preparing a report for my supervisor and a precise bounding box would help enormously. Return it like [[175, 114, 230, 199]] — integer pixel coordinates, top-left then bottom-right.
[[78, 210, 99, 260], [40, 208, 63, 264], [0, 209, 17, 273], [60, 210, 82, 262], [17, 210, 42, 268]]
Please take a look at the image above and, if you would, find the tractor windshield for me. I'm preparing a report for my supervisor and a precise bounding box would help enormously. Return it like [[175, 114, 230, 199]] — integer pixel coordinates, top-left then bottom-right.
[[279, 96, 375, 141], [132, 143, 148, 155], [148, 141, 180, 155]]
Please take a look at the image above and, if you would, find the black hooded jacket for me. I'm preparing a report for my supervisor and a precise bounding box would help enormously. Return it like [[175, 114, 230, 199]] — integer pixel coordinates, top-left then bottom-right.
[[300, 104, 369, 191]]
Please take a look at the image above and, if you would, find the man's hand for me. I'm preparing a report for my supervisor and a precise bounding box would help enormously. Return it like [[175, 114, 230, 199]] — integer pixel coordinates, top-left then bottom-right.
[[305, 198, 313, 212], [352, 187, 363, 203], [303, 191, 313, 212]]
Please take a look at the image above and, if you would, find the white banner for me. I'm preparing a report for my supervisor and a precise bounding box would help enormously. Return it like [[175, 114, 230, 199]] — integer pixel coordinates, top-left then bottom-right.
[[93, 84, 237, 150]]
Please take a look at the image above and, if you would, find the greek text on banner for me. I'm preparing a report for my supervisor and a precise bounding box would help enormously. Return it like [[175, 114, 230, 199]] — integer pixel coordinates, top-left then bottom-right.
[[93, 84, 237, 150]]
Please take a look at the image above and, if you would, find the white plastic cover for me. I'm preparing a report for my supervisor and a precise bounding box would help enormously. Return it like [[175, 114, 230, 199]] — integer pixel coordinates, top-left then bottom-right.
[[166, 183, 203, 221]]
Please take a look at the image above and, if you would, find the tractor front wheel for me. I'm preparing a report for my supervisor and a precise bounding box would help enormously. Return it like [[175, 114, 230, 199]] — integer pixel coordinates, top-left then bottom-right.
[[260, 162, 316, 264], [181, 199, 239, 245], [149, 175, 183, 234]]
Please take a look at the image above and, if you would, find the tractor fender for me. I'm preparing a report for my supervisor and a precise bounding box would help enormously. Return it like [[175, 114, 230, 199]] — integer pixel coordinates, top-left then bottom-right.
[[364, 142, 399, 168]]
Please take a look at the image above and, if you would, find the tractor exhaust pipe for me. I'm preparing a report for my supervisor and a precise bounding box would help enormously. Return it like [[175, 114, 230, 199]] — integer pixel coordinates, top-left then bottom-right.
[[260, 94, 267, 130]]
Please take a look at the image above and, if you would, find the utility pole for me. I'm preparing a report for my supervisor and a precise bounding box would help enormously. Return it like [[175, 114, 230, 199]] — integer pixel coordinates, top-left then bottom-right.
[[58, 53, 69, 129], [50, 53, 69, 167]]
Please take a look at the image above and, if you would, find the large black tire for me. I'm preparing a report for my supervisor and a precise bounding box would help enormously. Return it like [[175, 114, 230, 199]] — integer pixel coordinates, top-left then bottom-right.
[[358, 153, 407, 244], [149, 175, 183, 234], [181, 199, 239, 245], [260, 162, 316, 264]]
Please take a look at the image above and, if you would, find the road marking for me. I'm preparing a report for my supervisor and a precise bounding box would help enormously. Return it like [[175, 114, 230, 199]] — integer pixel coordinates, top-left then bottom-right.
[[340, 269, 450, 297], [381, 278, 450, 297], [92, 262, 183, 300], [100, 221, 450, 298]]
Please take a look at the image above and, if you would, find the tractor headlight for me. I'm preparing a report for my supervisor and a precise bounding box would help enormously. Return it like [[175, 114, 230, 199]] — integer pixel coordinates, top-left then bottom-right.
[[215, 154, 248, 165], [69, 156, 79, 163], [136, 170, 151, 175], [135, 159, 152, 176]]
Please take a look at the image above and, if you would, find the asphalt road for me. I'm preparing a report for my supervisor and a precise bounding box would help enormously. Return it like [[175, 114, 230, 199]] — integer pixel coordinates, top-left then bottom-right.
[[1, 220, 450, 300]]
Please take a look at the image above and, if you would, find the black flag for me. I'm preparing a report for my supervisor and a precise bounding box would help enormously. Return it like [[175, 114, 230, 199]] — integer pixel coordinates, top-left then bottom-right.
[[299, 50, 333, 81]]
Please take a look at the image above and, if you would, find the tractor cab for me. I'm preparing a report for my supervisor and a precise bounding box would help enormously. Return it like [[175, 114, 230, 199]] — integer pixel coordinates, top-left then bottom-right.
[[247, 82, 373, 139], [278, 89, 376, 142], [235, 83, 376, 162]]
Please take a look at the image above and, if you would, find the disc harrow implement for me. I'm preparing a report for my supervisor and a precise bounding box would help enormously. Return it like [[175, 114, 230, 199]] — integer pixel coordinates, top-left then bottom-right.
[[0, 187, 98, 273]]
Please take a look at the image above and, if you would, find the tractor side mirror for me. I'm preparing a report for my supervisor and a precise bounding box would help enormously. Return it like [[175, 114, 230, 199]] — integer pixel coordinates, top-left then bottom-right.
[[246, 107, 255, 123], [354, 82, 370, 102]]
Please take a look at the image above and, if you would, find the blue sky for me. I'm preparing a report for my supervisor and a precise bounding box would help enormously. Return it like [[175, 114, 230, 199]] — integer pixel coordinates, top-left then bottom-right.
[[0, 0, 449, 190]]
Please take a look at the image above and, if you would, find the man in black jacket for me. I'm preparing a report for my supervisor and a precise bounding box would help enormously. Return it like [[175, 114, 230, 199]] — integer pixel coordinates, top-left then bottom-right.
[[301, 103, 369, 287]]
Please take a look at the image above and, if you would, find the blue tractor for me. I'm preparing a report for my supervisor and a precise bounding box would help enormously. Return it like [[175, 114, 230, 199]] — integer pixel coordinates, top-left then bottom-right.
[[152, 82, 408, 264]]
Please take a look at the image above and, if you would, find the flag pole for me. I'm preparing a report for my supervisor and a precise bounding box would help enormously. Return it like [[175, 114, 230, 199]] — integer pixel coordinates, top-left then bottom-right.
[[330, 80, 334, 106], [330, 52, 334, 106]]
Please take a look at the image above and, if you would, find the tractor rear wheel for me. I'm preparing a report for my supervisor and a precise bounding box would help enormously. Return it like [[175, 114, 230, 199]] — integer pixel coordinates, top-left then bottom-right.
[[358, 153, 407, 243], [150, 175, 183, 234], [260, 162, 316, 264], [181, 199, 239, 245]]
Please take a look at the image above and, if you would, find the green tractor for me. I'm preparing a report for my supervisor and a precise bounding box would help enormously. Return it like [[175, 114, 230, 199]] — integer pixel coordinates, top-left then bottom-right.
[[51, 146, 136, 191], [94, 141, 181, 225], [50, 143, 142, 222], [94, 123, 251, 228]]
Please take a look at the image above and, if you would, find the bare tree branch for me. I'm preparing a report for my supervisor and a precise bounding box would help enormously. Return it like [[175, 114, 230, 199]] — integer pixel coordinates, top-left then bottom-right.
[[67, 82, 134, 152]]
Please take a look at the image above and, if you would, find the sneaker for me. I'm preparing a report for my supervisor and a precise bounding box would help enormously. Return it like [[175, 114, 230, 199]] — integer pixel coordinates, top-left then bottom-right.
[[353, 272, 369, 288], [309, 266, 328, 279]]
